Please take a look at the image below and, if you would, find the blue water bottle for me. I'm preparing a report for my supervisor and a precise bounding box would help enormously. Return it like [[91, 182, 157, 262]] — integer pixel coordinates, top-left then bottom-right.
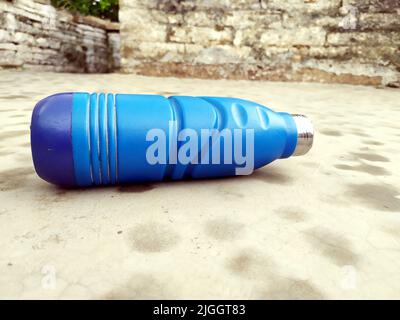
[[30, 93, 313, 187]]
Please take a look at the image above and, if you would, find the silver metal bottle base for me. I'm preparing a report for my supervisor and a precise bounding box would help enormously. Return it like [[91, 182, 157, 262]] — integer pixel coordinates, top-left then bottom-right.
[[292, 114, 314, 156]]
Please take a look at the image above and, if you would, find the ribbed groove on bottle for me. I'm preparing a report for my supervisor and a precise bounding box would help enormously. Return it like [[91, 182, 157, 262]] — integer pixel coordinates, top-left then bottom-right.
[[183, 97, 226, 179], [256, 106, 270, 130], [164, 97, 182, 180], [231, 103, 248, 128], [89, 93, 102, 185], [104, 93, 111, 184], [86, 93, 94, 185], [199, 97, 226, 132], [186, 97, 226, 178], [99, 93, 110, 185], [106, 93, 118, 185], [96, 93, 103, 184], [113, 94, 119, 184], [105, 95, 111, 183], [179, 97, 225, 178]]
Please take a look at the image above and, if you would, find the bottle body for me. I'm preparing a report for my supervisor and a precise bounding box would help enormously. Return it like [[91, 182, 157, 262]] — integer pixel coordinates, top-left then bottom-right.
[[31, 93, 312, 187]]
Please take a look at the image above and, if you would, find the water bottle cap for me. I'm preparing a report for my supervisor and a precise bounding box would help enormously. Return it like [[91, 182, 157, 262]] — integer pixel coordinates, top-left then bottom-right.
[[291, 114, 314, 156]]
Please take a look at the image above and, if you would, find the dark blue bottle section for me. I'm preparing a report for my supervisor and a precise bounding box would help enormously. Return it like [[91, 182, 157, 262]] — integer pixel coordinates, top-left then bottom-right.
[[31, 93, 298, 187], [31, 93, 76, 187]]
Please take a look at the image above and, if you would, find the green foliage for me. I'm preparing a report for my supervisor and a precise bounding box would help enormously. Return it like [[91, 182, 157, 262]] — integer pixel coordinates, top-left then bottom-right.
[[51, 0, 119, 22]]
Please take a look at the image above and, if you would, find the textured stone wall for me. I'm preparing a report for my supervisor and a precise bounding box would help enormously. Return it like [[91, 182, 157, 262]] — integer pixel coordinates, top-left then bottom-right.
[[120, 0, 400, 87], [0, 0, 120, 72]]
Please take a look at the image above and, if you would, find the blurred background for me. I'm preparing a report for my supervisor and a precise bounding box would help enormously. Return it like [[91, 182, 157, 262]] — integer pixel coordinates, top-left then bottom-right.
[[1, 0, 399, 87]]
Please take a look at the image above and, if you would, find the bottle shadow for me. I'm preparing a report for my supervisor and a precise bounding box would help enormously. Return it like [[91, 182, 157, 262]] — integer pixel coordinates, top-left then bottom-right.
[[49, 165, 294, 196]]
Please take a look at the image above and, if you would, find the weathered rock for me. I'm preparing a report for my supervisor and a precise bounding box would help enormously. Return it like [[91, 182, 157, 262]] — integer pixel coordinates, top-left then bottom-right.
[[120, 0, 400, 86], [359, 13, 400, 30], [345, 0, 400, 13], [261, 27, 326, 47], [0, 0, 120, 72], [169, 26, 233, 45], [194, 45, 253, 64], [327, 32, 400, 46]]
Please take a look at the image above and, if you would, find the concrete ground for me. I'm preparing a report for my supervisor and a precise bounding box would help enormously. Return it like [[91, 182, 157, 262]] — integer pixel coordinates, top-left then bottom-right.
[[0, 70, 399, 299]]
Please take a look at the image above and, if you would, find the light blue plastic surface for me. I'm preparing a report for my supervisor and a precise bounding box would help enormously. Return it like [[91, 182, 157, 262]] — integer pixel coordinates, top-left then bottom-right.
[[71, 93, 298, 186]]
